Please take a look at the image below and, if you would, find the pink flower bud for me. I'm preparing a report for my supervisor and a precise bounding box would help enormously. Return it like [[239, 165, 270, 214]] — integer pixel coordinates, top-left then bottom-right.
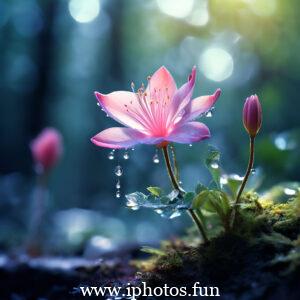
[[243, 95, 262, 138], [30, 128, 63, 173]]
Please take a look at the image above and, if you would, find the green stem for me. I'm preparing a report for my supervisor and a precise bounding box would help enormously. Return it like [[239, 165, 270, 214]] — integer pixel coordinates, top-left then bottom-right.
[[170, 144, 180, 181], [161, 145, 208, 243], [231, 136, 255, 228]]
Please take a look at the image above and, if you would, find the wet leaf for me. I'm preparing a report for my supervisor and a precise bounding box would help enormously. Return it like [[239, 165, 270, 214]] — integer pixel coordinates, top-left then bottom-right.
[[125, 191, 190, 219], [205, 147, 221, 189], [184, 192, 195, 204], [147, 186, 163, 197]]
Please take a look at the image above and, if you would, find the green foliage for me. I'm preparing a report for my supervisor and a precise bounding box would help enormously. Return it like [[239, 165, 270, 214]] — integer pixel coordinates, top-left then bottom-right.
[[147, 186, 163, 197], [205, 147, 221, 189]]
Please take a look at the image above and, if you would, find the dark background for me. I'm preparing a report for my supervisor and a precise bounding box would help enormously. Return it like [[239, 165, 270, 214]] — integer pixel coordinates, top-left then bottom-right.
[[0, 0, 299, 254]]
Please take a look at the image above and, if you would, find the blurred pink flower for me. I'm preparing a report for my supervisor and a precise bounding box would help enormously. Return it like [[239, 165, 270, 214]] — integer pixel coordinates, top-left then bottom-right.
[[91, 66, 221, 149], [243, 95, 262, 138], [30, 128, 63, 172]]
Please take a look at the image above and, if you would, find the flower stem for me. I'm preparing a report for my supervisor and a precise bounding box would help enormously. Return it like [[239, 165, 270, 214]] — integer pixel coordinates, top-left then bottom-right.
[[231, 136, 255, 228], [161, 145, 208, 243], [170, 144, 180, 181]]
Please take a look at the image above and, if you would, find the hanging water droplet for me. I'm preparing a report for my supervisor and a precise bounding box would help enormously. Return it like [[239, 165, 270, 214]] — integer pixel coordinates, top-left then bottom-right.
[[115, 165, 123, 176], [205, 110, 213, 118], [96, 102, 100, 107], [123, 151, 129, 160], [189, 144, 193, 147], [116, 189, 121, 198], [153, 153, 160, 164], [116, 179, 121, 189], [251, 168, 256, 174], [179, 181, 183, 185], [131, 148, 135, 151], [108, 151, 115, 160], [210, 162, 219, 169], [106, 114, 109, 117]]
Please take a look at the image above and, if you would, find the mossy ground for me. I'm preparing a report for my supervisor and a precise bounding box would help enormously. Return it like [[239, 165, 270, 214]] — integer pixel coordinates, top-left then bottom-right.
[[135, 193, 300, 299]]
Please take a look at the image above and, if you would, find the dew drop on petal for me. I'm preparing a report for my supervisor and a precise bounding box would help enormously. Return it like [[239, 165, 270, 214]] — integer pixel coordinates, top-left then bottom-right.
[[115, 165, 123, 176], [123, 151, 129, 160], [96, 102, 100, 107], [251, 168, 256, 174], [116, 179, 121, 189], [108, 151, 115, 160], [189, 144, 193, 147]]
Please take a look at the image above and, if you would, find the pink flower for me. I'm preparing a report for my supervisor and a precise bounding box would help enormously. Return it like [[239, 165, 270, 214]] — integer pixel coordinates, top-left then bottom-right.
[[30, 128, 63, 172], [243, 95, 262, 138], [91, 66, 221, 149]]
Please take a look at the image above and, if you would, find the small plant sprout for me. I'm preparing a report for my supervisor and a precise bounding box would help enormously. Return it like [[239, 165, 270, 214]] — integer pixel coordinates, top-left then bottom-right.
[[231, 95, 262, 227], [91, 66, 221, 243], [27, 128, 63, 255]]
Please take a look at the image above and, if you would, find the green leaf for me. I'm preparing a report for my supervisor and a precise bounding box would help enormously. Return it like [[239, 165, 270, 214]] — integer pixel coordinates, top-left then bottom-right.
[[226, 175, 243, 198], [184, 192, 195, 204], [192, 190, 211, 210], [147, 186, 163, 197], [205, 147, 221, 189]]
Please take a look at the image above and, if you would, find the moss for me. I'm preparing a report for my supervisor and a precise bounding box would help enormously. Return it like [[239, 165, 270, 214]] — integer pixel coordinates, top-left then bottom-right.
[[137, 192, 300, 299]]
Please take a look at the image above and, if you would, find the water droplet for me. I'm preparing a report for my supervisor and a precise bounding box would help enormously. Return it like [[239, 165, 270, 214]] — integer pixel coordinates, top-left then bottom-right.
[[205, 110, 213, 118], [116, 179, 121, 189], [108, 151, 114, 160], [153, 150, 160, 164], [284, 188, 296, 196], [131, 148, 135, 151], [96, 102, 100, 107], [210, 162, 219, 169], [189, 144, 193, 147], [123, 151, 129, 160], [251, 168, 256, 174], [114, 165, 123, 176], [106, 114, 109, 117], [116, 190, 121, 198], [220, 175, 228, 185]]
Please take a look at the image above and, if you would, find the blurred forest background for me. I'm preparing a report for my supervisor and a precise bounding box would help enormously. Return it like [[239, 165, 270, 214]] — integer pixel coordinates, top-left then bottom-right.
[[0, 0, 300, 255]]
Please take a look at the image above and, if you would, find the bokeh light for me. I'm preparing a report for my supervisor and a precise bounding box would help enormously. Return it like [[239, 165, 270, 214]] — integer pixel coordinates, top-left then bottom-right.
[[68, 0, 100, 23], [186, 0, 209, 26], [199, 48, 234, 82], [156, 0, 194, 19]]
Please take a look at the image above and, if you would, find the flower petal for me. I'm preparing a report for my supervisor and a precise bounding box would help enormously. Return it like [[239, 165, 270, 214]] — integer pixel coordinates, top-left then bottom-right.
[[91, 127, 163, 149], [186, 88, 221, 121], [168, 67, 196, 123], [146, 66, 177, 99], [95, 91, 149, 132], [166, 121, 210, 144]]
